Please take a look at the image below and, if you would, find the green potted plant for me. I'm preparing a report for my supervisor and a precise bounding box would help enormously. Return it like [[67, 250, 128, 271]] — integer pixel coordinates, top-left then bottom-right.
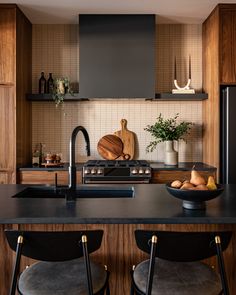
[[144, 113, 193, 165], [52, 77, 74, 106]]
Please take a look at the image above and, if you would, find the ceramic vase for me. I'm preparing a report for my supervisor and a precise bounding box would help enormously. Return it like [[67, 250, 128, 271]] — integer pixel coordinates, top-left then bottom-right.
[[164, 140, 178, 165], [57, 80, 65, 94]]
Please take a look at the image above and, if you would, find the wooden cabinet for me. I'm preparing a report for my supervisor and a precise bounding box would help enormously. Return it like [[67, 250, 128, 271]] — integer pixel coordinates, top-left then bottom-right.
[[151, 170, 216, 184], [0, 5, 32, 183], [0, 87, 15, 182], [0, 171, 12, 184], [19, 170, 82, 185], [203, 4, 236, 178], [220, 7, 236, 83], [0, 6, 15, 84]]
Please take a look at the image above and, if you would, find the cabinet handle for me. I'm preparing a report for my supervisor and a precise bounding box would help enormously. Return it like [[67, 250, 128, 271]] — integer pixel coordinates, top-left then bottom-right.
[[0, 83, 14, 87], [55, 173, 58, 188]]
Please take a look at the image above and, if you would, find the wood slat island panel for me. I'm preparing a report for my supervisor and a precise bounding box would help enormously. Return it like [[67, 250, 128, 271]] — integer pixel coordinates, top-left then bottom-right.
[[0, 223, 235, 295]]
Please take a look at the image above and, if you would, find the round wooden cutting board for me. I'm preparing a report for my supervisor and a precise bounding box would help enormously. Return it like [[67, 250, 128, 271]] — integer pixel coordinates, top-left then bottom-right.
[[97, 134, 130, 160]]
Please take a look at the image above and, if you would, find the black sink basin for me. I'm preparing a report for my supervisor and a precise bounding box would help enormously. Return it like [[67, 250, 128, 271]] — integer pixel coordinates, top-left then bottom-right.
[[12, 186, 135, 199]]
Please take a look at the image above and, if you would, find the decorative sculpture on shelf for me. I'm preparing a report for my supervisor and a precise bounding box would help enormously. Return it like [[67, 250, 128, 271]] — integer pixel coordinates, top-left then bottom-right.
[[172, 55, 195, 94]]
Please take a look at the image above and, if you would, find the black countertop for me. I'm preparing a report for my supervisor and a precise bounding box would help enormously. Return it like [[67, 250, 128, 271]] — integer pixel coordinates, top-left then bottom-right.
[[0, 184, 235, 224], [18, 162, 216, 171]]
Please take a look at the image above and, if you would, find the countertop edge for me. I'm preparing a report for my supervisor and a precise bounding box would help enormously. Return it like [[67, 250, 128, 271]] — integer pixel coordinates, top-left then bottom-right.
[[0, 218, 235, 225], [18, 162, 217, 172]]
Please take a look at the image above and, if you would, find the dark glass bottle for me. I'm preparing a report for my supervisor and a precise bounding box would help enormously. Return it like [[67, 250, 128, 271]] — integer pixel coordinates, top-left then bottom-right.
[[47, 73, 54, 94], [39, 72, 46, 94]]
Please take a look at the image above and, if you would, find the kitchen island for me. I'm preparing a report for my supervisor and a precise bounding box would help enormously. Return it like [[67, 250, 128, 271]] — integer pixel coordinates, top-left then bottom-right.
[[0, 184, 236, 294]]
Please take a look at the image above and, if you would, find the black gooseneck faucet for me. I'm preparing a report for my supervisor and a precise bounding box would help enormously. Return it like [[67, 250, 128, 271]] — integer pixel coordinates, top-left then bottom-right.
[[68, 126, 90, 191]]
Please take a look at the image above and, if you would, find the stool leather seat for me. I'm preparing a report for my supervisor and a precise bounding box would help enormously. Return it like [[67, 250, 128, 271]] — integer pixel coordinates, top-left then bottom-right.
[[131, 230, 232, 295], [5, 230, 110, 295], [133, 258, 221, 295], [18, 257, 107, 295]]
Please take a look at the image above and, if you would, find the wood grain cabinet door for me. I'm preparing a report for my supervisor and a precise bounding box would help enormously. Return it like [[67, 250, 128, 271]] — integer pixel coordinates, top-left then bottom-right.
[[0, 86, 15, 173], [220, 8, 236, 83], [0, 8, 15, 85], [151, 170, 216, 184], [19, 171, 82, 185], [0, 171, 9, 184]]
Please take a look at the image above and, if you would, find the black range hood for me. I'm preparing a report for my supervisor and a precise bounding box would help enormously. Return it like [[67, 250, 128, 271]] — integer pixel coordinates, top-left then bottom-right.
[[79, 14, 155, 98]]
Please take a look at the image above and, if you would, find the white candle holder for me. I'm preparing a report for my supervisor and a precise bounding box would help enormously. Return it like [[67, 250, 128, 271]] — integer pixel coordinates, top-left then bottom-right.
[[172, 56, 195, 94]]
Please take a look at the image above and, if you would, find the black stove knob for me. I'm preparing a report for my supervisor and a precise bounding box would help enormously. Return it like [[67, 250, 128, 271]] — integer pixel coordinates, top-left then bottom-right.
[[84, 169, 91, 175], [91, 168, 97, 175]]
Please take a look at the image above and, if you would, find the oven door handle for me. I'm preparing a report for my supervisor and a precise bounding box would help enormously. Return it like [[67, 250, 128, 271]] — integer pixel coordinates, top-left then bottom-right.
[[83, 180, 150, 184]]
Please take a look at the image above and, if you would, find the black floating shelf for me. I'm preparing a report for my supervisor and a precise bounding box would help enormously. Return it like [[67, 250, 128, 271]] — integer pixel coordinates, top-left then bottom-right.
[[152, 93, 208, 101], [26, 92, 208, 101], [26, 93, 89, 101]]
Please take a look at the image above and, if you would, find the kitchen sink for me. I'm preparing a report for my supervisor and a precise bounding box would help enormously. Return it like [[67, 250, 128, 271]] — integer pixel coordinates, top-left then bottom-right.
[[12, 186, 135, 199]]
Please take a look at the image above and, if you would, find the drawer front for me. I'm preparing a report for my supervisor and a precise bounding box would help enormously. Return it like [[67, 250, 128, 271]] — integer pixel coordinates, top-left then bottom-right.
[[19, 171, 82, 185], [151, 170, 216, 184]]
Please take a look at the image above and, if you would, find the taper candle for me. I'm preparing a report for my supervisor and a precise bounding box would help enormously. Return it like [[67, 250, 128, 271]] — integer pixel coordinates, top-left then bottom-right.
[[174, 56, 177, 80], [189, 55, 191, 79]]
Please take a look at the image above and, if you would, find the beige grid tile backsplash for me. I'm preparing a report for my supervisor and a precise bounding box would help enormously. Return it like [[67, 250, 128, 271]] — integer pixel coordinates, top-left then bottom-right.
[[32, 23, 203, 163], [32, 101, 202, 163]]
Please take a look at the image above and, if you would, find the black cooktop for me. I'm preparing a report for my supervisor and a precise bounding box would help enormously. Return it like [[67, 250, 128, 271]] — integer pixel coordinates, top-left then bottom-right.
[[84, 160, 150, 168]]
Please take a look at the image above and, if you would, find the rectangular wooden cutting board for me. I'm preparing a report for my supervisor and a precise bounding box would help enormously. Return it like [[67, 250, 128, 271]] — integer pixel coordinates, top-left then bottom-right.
[[114, 119, 135, 160]]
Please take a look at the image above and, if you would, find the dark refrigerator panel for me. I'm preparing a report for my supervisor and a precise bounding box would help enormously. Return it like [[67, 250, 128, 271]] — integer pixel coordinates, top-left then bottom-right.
[[221, 87, 236, 184]]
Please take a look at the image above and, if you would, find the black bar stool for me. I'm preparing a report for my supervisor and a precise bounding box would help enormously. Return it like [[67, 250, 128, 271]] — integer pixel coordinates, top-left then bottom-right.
[[131, 230, 232, 295], [5, 230, 110, 295]]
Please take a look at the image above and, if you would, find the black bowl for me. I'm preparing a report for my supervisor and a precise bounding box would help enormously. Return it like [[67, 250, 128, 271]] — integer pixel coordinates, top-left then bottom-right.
[[166, 183, 224, 210]]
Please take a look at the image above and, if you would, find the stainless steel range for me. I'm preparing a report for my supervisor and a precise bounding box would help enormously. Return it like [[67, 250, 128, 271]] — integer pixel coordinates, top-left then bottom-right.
[[83, 160, 152, 183]]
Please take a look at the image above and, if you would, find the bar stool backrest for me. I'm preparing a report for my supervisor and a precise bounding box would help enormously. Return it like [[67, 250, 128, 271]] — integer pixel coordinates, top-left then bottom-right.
[[135, 230, 232, 261], [5, 230, 103, 261]]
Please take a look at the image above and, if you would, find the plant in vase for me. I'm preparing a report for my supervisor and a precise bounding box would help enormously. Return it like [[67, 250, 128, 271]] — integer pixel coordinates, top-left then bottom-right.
[[144, 113, 193, 165], [52, 77, 74, 106]]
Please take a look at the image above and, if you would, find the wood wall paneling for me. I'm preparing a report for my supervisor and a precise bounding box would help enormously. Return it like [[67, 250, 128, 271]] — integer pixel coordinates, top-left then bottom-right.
[[0, 223, 235, 295]]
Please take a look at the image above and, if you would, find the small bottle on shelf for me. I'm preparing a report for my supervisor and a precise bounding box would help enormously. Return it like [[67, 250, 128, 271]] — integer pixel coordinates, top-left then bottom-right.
[[32, 149, 40, 167], [47, 73, 54, 94], [39, 72, 46, 94], [32, 143, 43, 167]]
